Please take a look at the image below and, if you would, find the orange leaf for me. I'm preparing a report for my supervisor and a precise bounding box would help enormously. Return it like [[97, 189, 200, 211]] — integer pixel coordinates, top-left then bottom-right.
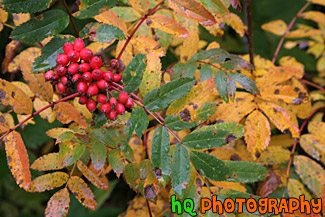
[[261, 19, 287, 36], [94, 10, 127, 35], [4, 131, 31, 190], [12, 13, 31, 26], [0, 78, 33, 114], [68, 176, 97, 210], [258, 102, 299, 138], [129, 0, 150, 15], [180, 27, 199, 62], [131, 35, 164, 56], [0, 112, 14, 134], [29, 172, 69, 192], [147, 14, 189, 38], [77, 161, 109, 190], [45, 188, 70, 217], [23, 72, 53, 102], [168, 0, 216, 26], [53, 102, 87, 128], [2, 40, 23, 73], [31, 153, 65, 171], [8, 47, 41, 73], [244, 110, 271, 157]]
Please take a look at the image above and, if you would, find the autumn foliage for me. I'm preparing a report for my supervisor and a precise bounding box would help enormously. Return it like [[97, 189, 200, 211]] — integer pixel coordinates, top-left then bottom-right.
[[0, 0, 324, 217]]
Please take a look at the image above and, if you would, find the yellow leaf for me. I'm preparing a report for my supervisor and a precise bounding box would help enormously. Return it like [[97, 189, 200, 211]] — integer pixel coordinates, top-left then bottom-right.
[[0, 112, 14, 134], [258, 102, 299, 138], [68, 176, 97, 210], [279, 56, 304, 71], [180, 27, 199, 62], [261, 19, 287, 36], [33, 98, 55, 123], [147, 14, 189, 38], [209, 181, 247, 192], [307, 0, 325, 6], [4, 131, 31, 190], [12, 13, 30, 26], [53, 102, 87, 128], [269, 134, 294, 148], [2, 40, 23, 73], [317, 56, 325, 72], [73, 97, 92, 120], [288, 178, 312, 200], [46, 128, 74, 140], [28, 172, 69, 192], [23, 72, 53, 102], [301, 11, 325, 28], [129, 0, 150, 15], [86, 42, 113, 55], [17, 114, 35, 127], [116, 39, 133, 66], [0, 78, 33, 114], [307, 42, 324, 58], [256, 146, 290, 165], [308, 121, 325, 142], [8, 47, 41, 73], [128, 136, 145, 164], [284, 41, 299, 49], [224, 13, 246, 37], [45, 188, 70, 217], [244, 110, 271, 157], [203, 14, 225, 37], [286, 28, 323, 38], [288, 100, 312, 119], [94, 10, 127, 34], [31, 153, 65, 171], [300, 134, 325, 163], [77, 161, 109, 190], [131, 35, 164, 56], [12, 81, 34, 97], [0, 8, 8, 32]]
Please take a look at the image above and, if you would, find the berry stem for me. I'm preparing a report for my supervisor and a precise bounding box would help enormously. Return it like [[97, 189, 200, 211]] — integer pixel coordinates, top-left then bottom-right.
[[63, 0, 79, 38], [0, 92, 79, 141], [116, 0, 165, 60]]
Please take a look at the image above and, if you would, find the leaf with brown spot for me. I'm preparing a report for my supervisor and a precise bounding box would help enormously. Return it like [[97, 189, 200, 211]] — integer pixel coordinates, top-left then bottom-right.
[[12, 13, 31, 26], [8, 47, 41, 73], [31, 153, 65, 171], [45, 188, 70, 217], [28, 172, 69, 192], [128, 136, 145, 164], [73, 97, 92, 120], [256, 146, 290, 165], [2, 40, 23, 73], [0, 112, 14, 134], [180, 27, 199, 63], [131, 35, 164, 56], [34, 98, 55, 123], [261, 19, 287, 36], [23, 72, 53, 102], [68, 176, 97, 210], [279, 56, 304, 71], [53, 102, 87, 128], [4, 131, 31, 190], [77, 161, 109, 190], [0, 78, 33, 114], [129, 0, 150, 15], [12, 81, 34, 97], [256, 172, 281, 197], [308, 121, 325, 142], [288, 178, 312, 200], [244, 110, 271, 157]]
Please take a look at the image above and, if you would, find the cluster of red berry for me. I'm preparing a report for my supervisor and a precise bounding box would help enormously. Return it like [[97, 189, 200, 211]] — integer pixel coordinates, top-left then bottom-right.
[[44, 38, 134, 120]]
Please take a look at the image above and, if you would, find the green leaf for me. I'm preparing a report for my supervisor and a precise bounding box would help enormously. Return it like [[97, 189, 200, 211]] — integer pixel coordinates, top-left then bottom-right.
[[189, 48, 228, 62], [196, 102, 216, 123], [151, 126, 171, 176], [200, 64, 213, 81], [227, 74, 236, 100], [125, 108, 149, 141], [90, 142, 107, 171], [199, 0, 229, 16], [164, 114, 197, 131], [214, 70, 229, 102], [107, 149, 124, 177], [221, 55, 251, 71], [183, 130, 230, 150], [143, 77, 195, 111], [224, 161, 268, 183], [196, 122, 244, 138], [171, 63, 196, 80], [73, 0, 117, 19], [171, 143, 191, 197], [190, 151, 228, 181], [110, 7, 142, 22], [229, 73, 259, 94], [33, 35, 75, 72], [59, 143, 86, 167], [10, 9, 69, 43], [2, 0, 52, 13], [124, 163, 140, 192], [90, 127, 126, 148], [123, 54, 147, 94], [79, 22, 125, 43]]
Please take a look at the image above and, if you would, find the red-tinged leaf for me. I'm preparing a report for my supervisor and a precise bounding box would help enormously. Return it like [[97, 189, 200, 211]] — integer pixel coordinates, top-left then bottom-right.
[[147, 14, 189, 38], [67, 176, 97, 210], [77, 161, 109, 190], [31, 153, 65, 171], [4, 131, 31, 190], [168, 0, 216, 26], [45, 188, 70, 217], [229, 0, 242, 11], [28, 172, 69, 192], [53, 102, 87, 128]]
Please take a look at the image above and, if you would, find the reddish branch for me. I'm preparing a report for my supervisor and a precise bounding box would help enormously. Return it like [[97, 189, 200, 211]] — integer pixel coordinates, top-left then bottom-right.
[[0, 93, 79, 141], [116, 0, 166, 60], [299, 78, 325, 91], [146, 199, 153, 217], [282, 106, 325, 197], [272, 2, 311, 64], [63, 0, 79, 38], [245, 0, 255, 68]]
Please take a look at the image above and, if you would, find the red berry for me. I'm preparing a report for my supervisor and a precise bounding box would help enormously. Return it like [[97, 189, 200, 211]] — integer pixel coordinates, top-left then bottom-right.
[[45, 70, 55, 80], [92, 68, 103, 80], [52, 74, 60, 81], [110, 59, 120, 70], [63, 42, 74, 54], [125, 98, 134, 108], [100, 103, 111, 113], [56, 54, 69, 66], [97, 94, 108, 104], [67, 50, 80, 62], [103, 71, 113, 82], [96, 79, 109, 90], [77, 81, 88, 95], [106, 110, 117, 120], [82, 72, 92, 83], [74, 38, 85, 52], [57, 82, 66, 94], [86, 98, 97, 112], [112, 74, 122, 82], [80, 48, 93, 61], [79, 63, 91, 72], [118, 91, 128, 104], [56, 65, 66, 76], [79, 96, 88, 105], [109, 97, 118, 107], [90, 56, 102, 69], [67, 63, 79, 74], [115, 103, 125, 115], [72, 74, 82, 83], [61, 76, 68, 85], [87, 83, 99, 97]]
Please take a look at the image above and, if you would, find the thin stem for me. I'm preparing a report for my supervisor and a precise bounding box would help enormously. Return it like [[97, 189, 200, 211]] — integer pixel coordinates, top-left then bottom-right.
[[0, 93, 79, 141], [65, 162, 77, 188], [272, 2, 311, 64], [146, 199, 153, 217], [245, 0, 255, 68], [116, 0, 165, 60], [63, 0, 79, 38], [3, 23, 15, 29], [197, 60, 221, 69], [282, 106, 325, 197], [299, 78, 325, 91]]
